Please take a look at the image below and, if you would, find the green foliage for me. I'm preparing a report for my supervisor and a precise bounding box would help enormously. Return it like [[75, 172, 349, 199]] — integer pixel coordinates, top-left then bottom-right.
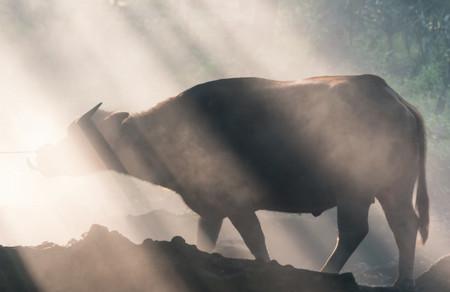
[[10, 0, 448, 156], [279, 0, 450, 158], [113, 0, 450, 158]]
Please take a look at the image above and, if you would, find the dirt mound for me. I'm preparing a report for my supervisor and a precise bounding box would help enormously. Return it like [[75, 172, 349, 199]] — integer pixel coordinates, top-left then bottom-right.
[[0, 225, 447, 292]]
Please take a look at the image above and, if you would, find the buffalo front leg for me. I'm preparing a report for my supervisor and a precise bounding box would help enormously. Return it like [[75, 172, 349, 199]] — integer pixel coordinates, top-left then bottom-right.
[[321, 199, 371, 273], [197, 216, 223, 252], [229, 211, 270, 261]]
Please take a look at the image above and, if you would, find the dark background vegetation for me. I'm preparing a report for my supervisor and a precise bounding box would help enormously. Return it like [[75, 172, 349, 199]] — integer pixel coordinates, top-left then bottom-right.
[[0, 0, 449, 287], [109, 0, 450, 115], [2, 0, 449, 153]]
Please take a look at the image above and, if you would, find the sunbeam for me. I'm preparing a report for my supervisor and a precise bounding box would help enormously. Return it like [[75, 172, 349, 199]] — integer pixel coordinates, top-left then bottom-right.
[[0, 1, 449, 291]]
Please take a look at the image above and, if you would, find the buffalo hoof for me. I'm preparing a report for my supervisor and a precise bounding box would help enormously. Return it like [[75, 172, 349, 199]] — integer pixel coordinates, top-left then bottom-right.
[[394, 278, 415, 292]]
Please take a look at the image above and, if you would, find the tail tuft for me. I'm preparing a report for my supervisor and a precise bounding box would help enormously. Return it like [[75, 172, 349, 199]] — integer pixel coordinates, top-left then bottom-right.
[[413, 106, 429, 244]]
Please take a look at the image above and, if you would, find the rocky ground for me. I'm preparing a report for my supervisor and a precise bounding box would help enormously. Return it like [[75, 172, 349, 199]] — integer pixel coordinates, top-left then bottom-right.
[[0, 225, 448, 292], [125, 208, 447, 286]]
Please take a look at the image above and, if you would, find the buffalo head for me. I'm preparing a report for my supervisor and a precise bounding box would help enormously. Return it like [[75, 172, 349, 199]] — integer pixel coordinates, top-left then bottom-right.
[[32, 103, 130, 176]]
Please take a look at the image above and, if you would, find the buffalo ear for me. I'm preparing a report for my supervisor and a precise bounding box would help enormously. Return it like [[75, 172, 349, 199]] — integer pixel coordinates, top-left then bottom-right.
[[100, 112, 130, 144], [104, 112, 130, 127]]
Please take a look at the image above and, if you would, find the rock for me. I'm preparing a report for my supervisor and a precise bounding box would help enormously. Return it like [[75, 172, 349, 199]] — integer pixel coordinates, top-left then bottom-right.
[[416, 256, 450, 292]]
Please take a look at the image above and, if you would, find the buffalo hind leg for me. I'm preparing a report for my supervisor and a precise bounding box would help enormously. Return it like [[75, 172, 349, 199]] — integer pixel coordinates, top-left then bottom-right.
[[229, 211, 270, 261], [197, 216, 223, 252], [379, 182, 418, 290], [321, 199, 371, 273]]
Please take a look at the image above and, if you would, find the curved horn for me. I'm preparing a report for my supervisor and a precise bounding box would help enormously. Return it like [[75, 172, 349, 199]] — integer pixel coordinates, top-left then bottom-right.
[[79, 102, 102, 123]]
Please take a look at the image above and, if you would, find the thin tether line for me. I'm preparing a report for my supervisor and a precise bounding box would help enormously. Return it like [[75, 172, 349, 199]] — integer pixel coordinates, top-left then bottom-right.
[[0, 150, 35, 154]]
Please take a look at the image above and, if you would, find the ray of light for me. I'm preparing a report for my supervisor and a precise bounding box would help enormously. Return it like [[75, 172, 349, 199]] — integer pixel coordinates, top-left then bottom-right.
[[0, 1, 447, 289]]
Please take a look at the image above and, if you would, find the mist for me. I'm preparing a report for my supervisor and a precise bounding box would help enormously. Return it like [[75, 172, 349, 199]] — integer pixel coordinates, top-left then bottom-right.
[[0, 0, 450, 288], [0, 0, 333, 245]]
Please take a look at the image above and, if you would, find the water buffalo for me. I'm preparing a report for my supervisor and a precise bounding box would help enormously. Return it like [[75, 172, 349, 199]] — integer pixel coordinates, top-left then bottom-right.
[[34, 74, 428, 289]]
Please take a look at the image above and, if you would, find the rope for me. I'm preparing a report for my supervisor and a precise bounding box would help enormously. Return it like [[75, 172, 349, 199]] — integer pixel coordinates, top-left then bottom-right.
[[0, 150, 35, 154]]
